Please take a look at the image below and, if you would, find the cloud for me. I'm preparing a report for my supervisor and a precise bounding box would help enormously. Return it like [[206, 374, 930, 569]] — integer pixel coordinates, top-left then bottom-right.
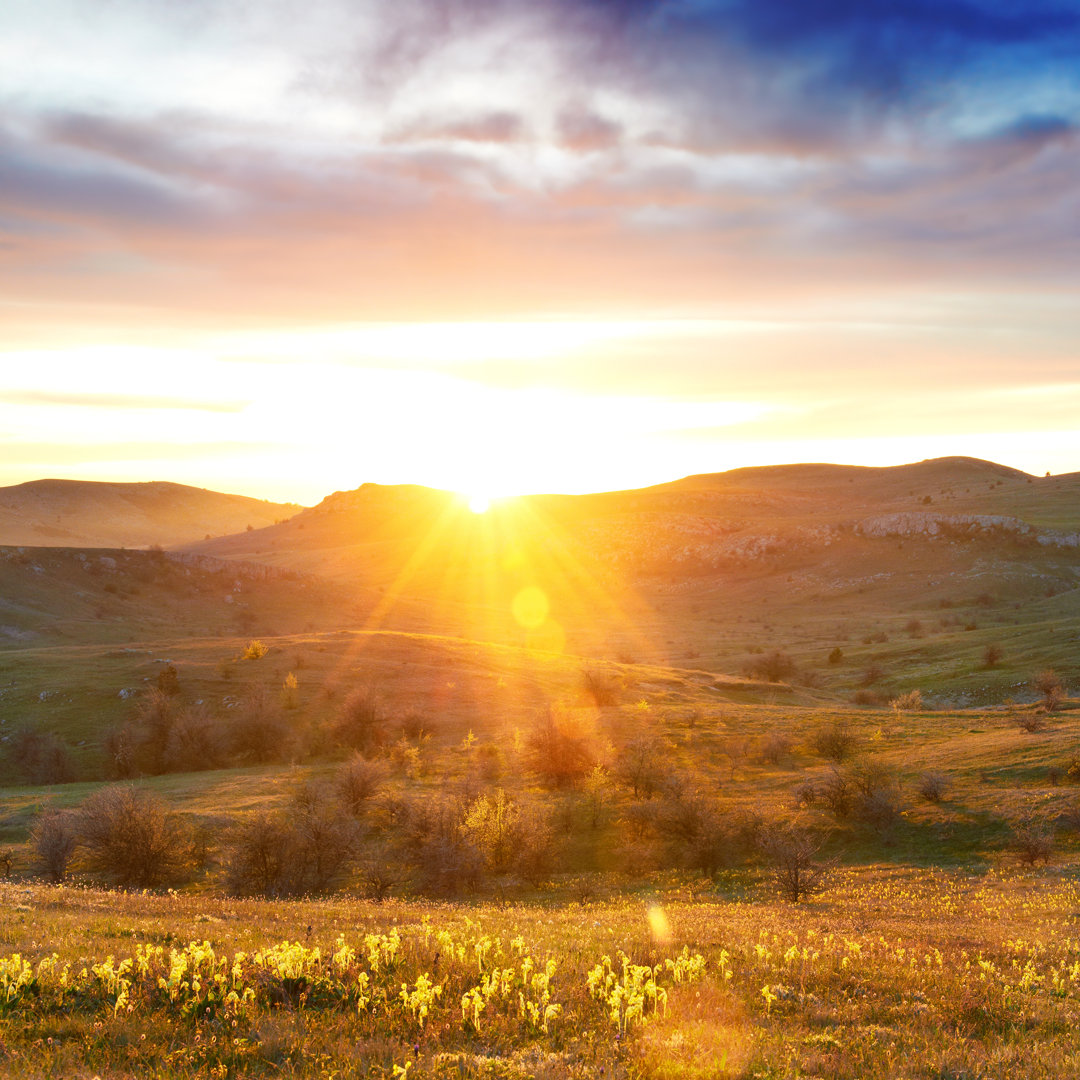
[[386, 110, 529, 144], [1, 391, 248, 412]]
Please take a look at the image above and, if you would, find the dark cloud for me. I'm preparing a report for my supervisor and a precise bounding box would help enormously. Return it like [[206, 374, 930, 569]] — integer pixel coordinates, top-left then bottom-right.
[[556, 108, 623, 152], [0, 126, 205, 227]]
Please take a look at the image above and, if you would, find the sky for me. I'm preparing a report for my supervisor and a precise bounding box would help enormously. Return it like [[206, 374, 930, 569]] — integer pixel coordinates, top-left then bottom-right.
[[2, 0, 1079, 504]]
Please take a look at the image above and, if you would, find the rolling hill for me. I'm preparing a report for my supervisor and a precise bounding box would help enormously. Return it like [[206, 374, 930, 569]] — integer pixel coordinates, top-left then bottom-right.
[[0, 479, 301, 549], [176, 457, 1080, 703]]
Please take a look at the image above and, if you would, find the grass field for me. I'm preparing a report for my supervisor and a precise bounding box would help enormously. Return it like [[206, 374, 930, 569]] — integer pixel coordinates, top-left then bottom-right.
[[3, 864, 1080, 1078]]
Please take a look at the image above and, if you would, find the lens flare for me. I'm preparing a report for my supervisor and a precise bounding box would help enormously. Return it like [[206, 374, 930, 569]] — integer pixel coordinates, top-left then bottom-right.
[[512, 586, 549, 629]]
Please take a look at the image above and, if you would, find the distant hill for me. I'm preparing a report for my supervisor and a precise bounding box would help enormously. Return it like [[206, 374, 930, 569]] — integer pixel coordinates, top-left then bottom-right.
[[0, 480, 301, 549], [179, 457, 1080, 703]]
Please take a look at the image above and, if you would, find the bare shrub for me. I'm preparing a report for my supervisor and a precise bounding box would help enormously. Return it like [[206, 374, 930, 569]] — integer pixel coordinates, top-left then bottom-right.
[[817, 768, 854, 819], [333, 687, 385, 753], [654, 790, 759, 876], [581, 669, 619, 707], [581, 765, 615, 829], [744, 650, 797, 683], [163, 704, 225, 773], [30, 809, 78, 882], [227, 686, 291, 764], [76, 785, 191, 889], [721, 735, 751, 779], [156, 664, 181, 697], [1033, 669, 1064, 713], [917, 771, 949, 803], [811, 720, 859, 762], [358, 841, 401, 901], [1013, 817, 1054, 866], [890, 689, 923, 715], [983, 644, 1004, 669], [103, 724, 139, 779], [224, 812, 295, 897], [619, 800, 657, 842], [760, 733, 793, 765], [225, 789, 360, 897], [514, 804, 558, 887], [8, 726, 75, 785], [1015, 710, 1046, 734], [130, 688, 182, 774], [614, 737, 666, 798], [758, 824, 834, 902], [400, 797, 485, 897], [336, 755, 386, 816], [528, 708, 595, 788], [289, 785, 362, 894]]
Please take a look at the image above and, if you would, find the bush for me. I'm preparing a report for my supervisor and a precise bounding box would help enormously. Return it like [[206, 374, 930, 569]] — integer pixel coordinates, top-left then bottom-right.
[[890, 689, 923, 715], [1033, 669, 1064, 712], [333, 687, 385, 753], [1015, 710, 1046, 734], [758, 824, 834, 902], [1013, 817, 1054, 866], [528, 708, 595, 788], [30, 809, 78, 882], [336, 755, 386, 816], [654, 790, 758, 876], [76, 785, 191, 889], [461, 788, 521, 873], [8, 726, 75, 785], [917, 771, 949, 803], [744, 650, 797, 683], [163, 704, 225, 773], [225, 789, 360, 897], [241, 639, 268, 660], [614, 737, 667, 798], [827, 647, 844, 666], [400, 796, 484, 896], [811, 720, 859, 762], [759, 732, 793, 765], [227, 687, 291, 764], [851, 690, 883, 706], [983, 644, 1004, 669], [156, 664, 181, 697], [129, 688, 182, 774]]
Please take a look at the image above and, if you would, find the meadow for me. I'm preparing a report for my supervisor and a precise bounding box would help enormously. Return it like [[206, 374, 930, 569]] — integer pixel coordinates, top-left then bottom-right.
[[3, 865, 1080, 1078]]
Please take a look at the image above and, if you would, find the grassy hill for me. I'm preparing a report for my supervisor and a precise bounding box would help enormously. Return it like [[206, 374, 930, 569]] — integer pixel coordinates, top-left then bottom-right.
[[0, 478, 301, 548], [177, 457, 1080, 704]]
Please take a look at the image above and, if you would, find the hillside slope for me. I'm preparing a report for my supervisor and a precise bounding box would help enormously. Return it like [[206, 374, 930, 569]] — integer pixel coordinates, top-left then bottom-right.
[[0, 479, 301, 548], [180, 458, 1080, 703]]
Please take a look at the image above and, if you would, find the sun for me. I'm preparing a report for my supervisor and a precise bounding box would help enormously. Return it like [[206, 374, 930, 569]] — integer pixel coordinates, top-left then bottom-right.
[[467, 493, 491, 514]]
